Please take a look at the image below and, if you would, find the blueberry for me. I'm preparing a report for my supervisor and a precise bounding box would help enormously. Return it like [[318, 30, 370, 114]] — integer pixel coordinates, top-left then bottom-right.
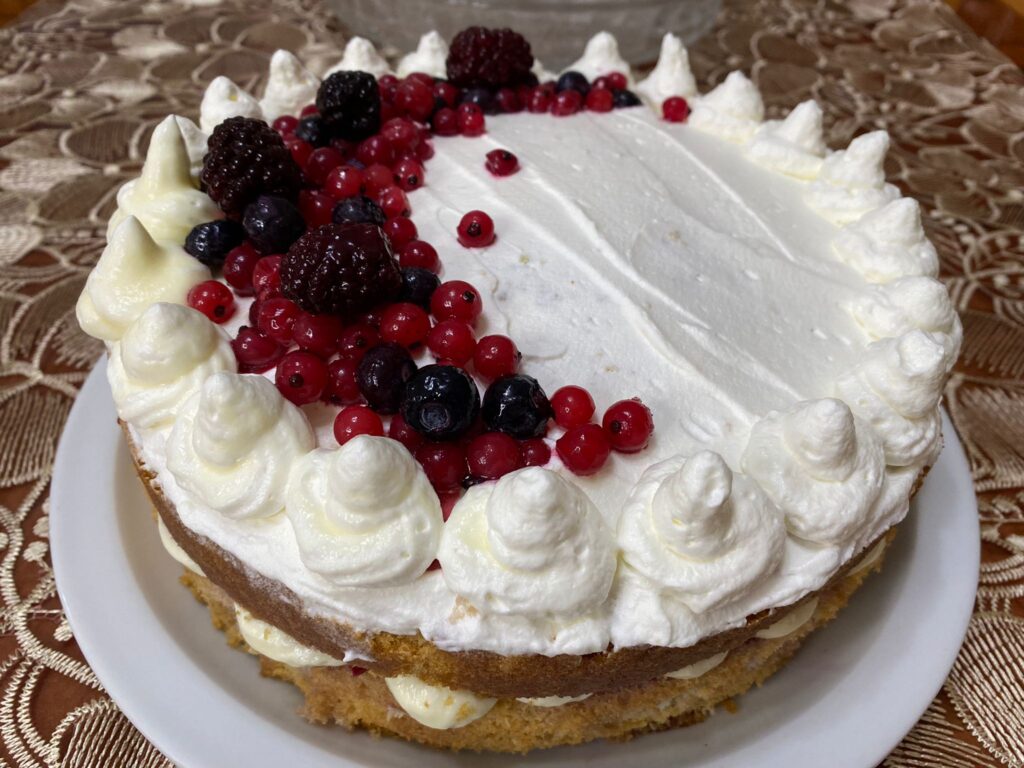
[[332, 195, 386, 227], [356, 342, 416, 414], [402, 364, 480, 440], [295, 114, 329, 147], [613, 89, 642, 108], [459, 86, 497, 115], [184, 219, 245, 266], [556, 71, 590, 96], [243, 195, 306, 255], [399, 267, 440, 310], [482, 374, 552, 438]]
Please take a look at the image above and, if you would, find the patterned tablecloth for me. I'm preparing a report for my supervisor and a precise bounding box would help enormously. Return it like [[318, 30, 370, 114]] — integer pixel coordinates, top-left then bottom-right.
[[0, 0, 1022, 765]]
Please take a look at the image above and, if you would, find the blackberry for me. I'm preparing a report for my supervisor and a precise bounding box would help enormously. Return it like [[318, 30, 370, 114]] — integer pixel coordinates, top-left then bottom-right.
[[398, 267, 440, 310], [556, 71, 590, 96], [482, 374, 552, 438], [280, 222, 401, 318], [184, 219, 245, 266], [357, 342, 416, 413], [613, 89, 642, 108], [316, 71, 381, 142], [401, 364, 480, 440], [201, 117, 302, 219], [243, 195, 306, 255], [294, 115, 329, 147], [332, 195, 386, 227], [446, 27, 534, 89]]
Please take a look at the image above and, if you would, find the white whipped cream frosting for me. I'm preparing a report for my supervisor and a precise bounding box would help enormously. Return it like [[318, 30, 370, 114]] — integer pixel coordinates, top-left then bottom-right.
[[565, 32, 632, 82], [107, 303, 234, 430], [438, 468, 616, 618], [107, 116, 220, 245], [665, 651, 728, 680], [173, 116, 207, 180], [259, 50, 320, 122], [385, 675, 495, 729], [234, 605, 342, 667], [76, 216, 210, 342], [832, 198, 940, 283], [397, 31, 448, 79], [689, 71, 764, 143], [742, 399, 886, 544], [285, 437, 442, 587], [618, 451, 785, 613], [637, 33, 697, 105], [166, 373, 315, 520], [199, 76, 262, 133], [806, 131, 900, 224], [327, 37, 392, 78], [849, 276, 962, 360], [745, 100, 826, 179]]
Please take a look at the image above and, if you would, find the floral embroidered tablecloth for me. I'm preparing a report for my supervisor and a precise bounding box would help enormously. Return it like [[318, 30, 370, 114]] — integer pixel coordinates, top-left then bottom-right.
[[1, 0, 1022, 764]]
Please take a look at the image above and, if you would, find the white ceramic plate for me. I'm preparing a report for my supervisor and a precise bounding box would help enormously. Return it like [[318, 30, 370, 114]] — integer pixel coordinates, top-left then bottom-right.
[[52, 360, 979, 768]]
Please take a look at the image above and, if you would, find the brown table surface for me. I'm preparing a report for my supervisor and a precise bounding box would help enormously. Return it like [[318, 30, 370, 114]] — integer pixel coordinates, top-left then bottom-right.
[[1, 0, 1023, 765]]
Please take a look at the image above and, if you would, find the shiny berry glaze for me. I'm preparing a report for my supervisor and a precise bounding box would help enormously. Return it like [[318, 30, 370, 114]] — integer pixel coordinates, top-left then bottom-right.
[[466, 432, 522, 480], [275, 350, 328, 404], [457, 210, 495, 247], [474, 335, 520, 380], [251, 255, 282, 297], [484, 149, 519, 177], [603, 398, 654, 452], [550, 385, 596, 428], [399, 240, 441, 273], [325, 357, 362, 404], [427, 319, 477, 365], [379, 302, 430, 347], [416, 442, 468, 492], [431, 280, 483, 324], [231, 326, 284, 373], [333, 404, 385, 445], [187, 280, 235, 323], [662, 96, 690, 123], [325, 165, 364, 200], [256, 297, 302, 345], [556, 423, 611, 475], [520, 437, 552, 467], [223, 243, 260, 296]]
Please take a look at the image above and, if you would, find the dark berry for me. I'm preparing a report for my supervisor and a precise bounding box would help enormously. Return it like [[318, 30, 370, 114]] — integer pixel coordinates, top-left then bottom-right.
[[187, 280, 235, 323], [603, 398, 654, 452], [427, 319, 476, 365], [416, 442, 467, 492], [334, 404, 384, 445], [243, 195, 306, 255], [431, 280, 482, 324], [316, 71, 382, 142], [482, 374, 552, 438], [201, 116, 302, 218], [613, 89, 642, 108], [275, 350, 329, 405], [662, 96, 690, 123], [474, 334, 520, 380], [550, 385, 595, 428], [337, 322, 379, 360], [294, 115, 329, 147], [184, 219, 245, 266], [380, 302, 430, 347], [332, 195, 385, 226], [485, 149, 518, 177], [520, 437, 551, 467], [433, 81, 460, 109], [457, 210, 495, 247], [325, 357, 361, 404], [223, 243, 260, 295], [398, 266, 440, 310], [356, 341, 416, 413], [231, 326, 284, 373], [556, 423, 610, 475], [555, 71, 590, 96], [399, 240, 440, 273], [402, 364, 481, 440], [446, 27, 534, 89], [466, 432, 521, 480]]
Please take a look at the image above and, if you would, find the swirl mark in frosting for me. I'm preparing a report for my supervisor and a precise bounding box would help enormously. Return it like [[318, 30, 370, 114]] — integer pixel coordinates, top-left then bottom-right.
[[285, 436, 442, 587], [566, 32, 632, 82], [805, 131, 899, 224], [437, 468, 616, 618], [637, 33, 697, 105], [397, 31, 449, 79], [618, 451, 785, 613], [259, 50, 320, 123], [832, 198, 940, 283], [745, 100, 826, 179], [327, 37, 392, 78], [166, 373, 315, 519], [742, 399, 885, 544], [199, 76, 262, 133], [689, 71, 764, 144]]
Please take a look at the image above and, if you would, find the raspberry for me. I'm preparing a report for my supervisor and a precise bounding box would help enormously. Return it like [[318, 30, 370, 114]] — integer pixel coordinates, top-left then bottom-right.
[[201, 117, 302, 219], [280, 222, 401, 318], [316, 71, 382, 142], [446, 27, 534, 89]]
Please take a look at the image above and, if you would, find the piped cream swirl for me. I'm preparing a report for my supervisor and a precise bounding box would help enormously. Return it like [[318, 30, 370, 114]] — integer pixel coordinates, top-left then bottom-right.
[[566, 32, 632, 82], [259, 50, 320, 122], [637, 33, 697, 105], [805, 131, 899, 224], [745, 100, 826, 179], [327, 37, 392, 78], [832, 198, 939, 283], [849, 276, 962, 361], [199, 76, 261, 133], [689, 71, 764, 143], [397, 31, 449, 79]]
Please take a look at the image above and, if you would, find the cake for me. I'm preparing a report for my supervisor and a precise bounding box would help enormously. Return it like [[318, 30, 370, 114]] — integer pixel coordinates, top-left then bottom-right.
[[74, 26, 961, 753]]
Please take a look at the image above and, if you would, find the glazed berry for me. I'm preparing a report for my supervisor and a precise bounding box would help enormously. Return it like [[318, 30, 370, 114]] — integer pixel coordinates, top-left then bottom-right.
[[336, 322, 379, 360], [427, 319, 476, 365], [585, 87, 614, 113], [526, 87, 553, 113], [392, 157, 425, 192], [363, 163, 394, 196], [381, 117, 421, 152], [294, 115, 328, 147], [613, 89, 642, 108], [520, 437, 551, 467], [459, 87, 497, 114], [466, 432, 521, 480], [662, 96, 690, 123], [252, 255, 282, 297], [556, 71, 590, 96], [484, 149, 518, 177], [325, 356, 361, 404], [603, 398, 654, 453], [401, 364, 481, 440], [292, 312, 343, 357], [556, 423, 611, 475], [399, 240, 440, 273], [300, 104, 320, 117], [482, 374, 552, 438], [356, 135, 395, 167], [388, 412, 424, 453], [473, 334, 520, 380], [605, 71, 628, 90], [416, 441, 467, 492], [298, 189, 335, 228], [275, 350, 328, 405], [285, 136, 314, 167], [550, 385, 595, 428], [495, 87, 522, 113], [332, 195, 386, 227], [223, 243, 260, 296], [326, 165, 365, 200], [433, 81, 460, 109], [457, 210, 495, 247], [377, 186, 410, 219], [394, 78, 435, 122], [187, 280, 235, 323], [201, 116, 302, 218], [431, 107, 459, 136], [398, 266, 441, 310], [378, 73, 400, 101], [431, 280, 482, 324], [457, 103, 486, 136], [243, 195, 306, 255], [380, 302, 430, 347], [256, 297, 302, 345], [316, 71, 382, 142], [231, 326, 284, 373], [184, 219, 245, 266], [446, 27, 534, 89], [333, 405, 384, 445], [356, 341, 416, 413], [383, 216, 417, 250], [272, 115, 299, 135], [552, 89, 583, 116], [304, 146, 344, 185]]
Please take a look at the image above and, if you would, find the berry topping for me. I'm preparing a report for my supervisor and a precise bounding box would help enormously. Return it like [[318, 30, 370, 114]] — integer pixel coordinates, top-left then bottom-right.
[[585, 88, 614, 113], [251, 255, 282, 298], [427, 319, 476, 365], [187, 280, 235, 323], [325, 357, 361, 404], [603, 398, 654, 453], [363, 163, 394, 196], [457, 210, 495, 248], [223, 243, 260, 296], [466, 432, 522, 481], [383, 216, 417, 250], [332, 195, 386, 227], [662, 96, 690, 123], [431, 107, 459, 136], [256, 296, 302, 345], [457, 103, 486, 136], [527, 86, 553, 113], [357, 135, 395, 167], [316, 71, 382, 142], [381, 117, 420, 152], [399, 240, 440, 273], [388, 412, 425, 453], [184, 219, 245, 267], [402, 364, 481, 440], [243, 195, 306, 255], [398, 266, 440, 310], [484, 149, 519, 177], [292, 312, 343, 357], [337, 322, 379, 360], [304, 146, 344, 186], [298, 189, 335, 228], [333, 404, 384, 445], [495, 87, 522, 113], [550, 385, 595, 428], [446, 27, 534, 89], [433, 81, 460, 109], [201, 117, 302, 218], [294, 115, 328, 147], [281, 222, 401, 317], [556, 71, 590, 96], [394, 78, 436, 122], [326, 165, 365, 200], [556, 423, 611, 475], [231, 326, 284, 373], [460, 86, 497, 114], [392, 157, 425, 192], [520, 437, 552, 467], [275, 350, 329, 405], [356, 341, 416, 413], [473, 334, 520, 380], [273, 115, 299, 136], [613, 89, 642, 108], [377, 186, 410, 219], [431, 280, 483, 324], [416, 441, 468, 492], [552, 89, 583, 116], [380, 302, 430, 348], [482, 374, 552, 438], [285, 135, 314, 166]]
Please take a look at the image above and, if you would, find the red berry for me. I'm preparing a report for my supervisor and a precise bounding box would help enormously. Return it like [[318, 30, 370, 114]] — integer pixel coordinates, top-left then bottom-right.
[[552, 89, 583, 116], [388, 412, 424, 453], [416, 442, 467, 492], [602, 398, 654, 452], [585, 87, 614, 113], [527, 87, 553, 113], [252, 255, 282, 296], [431, 107, 459, 136], [304, 146, 343, 185], [300, 104, 319, 117], [380, 100, 400, 124], [325, 165, 364, 200], [273, 115, 299, 135], [395, 79, 435, 121], [457, 210, 495, 247], [187, 280, 235, 323], [378, 186, 410, 218], [662, 96, 690, 123], [466, 432, 521, 480], [379, 302, 430, 347], [334, 404, 384, 445], [431, 280, 482, 324], [275, 350, 328, 405], [330, 138, 356, 160], [337, 322, 380, 360], [392, 157, 425, 192], [433, 81, 459, 109], [257, 297, 302, 345], [427, 319, 476, 365], [473, 335, 520, 380], [556, 424, 611, 475], [416, 137, 435, 161], [355, 307, 383, 329], [406, 72, 434, 87], [485, 149, 519, 177], [378, 74, 399, 101], [383, 216, 417, 249], [223, 243, 260, 296], [325, 357, 361, 404], [381, 118, 420, 153], [399, 240, 441, 273], [495, 87, 522, 113], [285, 137, 313, 168], [520, 437, 551, 467], [231, 326, 284, 373], [363, 163, 394, 196], [298, 189, 334, 227], [550, 385, 596, 428], [606, 71, 628, 90], [457, 103, 486, 136], [356, 135, 395, 167], [292, 312, 343, 357]]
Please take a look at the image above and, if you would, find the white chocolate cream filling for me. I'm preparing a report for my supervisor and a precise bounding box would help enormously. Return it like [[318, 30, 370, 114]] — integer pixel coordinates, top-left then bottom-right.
[[516, 694, 592, 708], [156, 516, 204, 576], [755, 597, 819, 640], [234, 605, 342, 668], [385, 675, 496, 730], [665, 651, 729, 680]]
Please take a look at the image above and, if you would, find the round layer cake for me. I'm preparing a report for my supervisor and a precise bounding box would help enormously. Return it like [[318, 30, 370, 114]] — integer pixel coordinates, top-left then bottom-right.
[[75, 27, 960, 753]]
